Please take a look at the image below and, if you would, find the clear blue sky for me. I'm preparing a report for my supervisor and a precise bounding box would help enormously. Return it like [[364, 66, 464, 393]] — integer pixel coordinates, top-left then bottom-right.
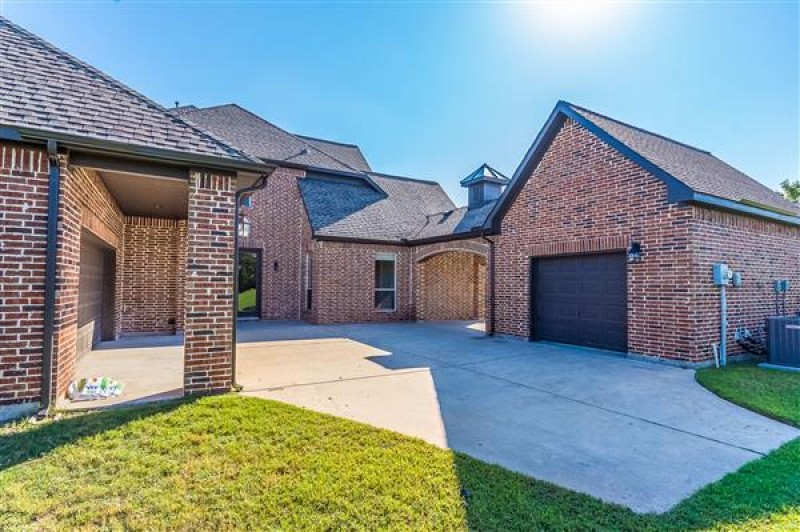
[[2, 1, 798, 204]]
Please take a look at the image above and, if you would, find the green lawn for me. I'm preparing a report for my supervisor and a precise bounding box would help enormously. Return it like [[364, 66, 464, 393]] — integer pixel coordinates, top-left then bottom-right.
[[238, 287, 256, 313], [696, 363, 800, 427], [1, 379, 799, 530]]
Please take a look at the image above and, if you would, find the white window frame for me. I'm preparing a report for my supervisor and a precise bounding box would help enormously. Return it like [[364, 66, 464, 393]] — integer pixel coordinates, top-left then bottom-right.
[[374, 252, 397, 312], [240, 195, 253, 208], [238, 217, 251, 238]]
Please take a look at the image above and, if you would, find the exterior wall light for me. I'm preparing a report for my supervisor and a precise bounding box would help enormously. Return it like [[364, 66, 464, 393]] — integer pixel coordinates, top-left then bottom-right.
[[627, 242, 643, 263]]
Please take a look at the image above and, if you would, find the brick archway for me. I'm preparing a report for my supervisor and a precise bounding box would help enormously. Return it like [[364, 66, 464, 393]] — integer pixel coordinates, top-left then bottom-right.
[[416, 250, 487, 321]]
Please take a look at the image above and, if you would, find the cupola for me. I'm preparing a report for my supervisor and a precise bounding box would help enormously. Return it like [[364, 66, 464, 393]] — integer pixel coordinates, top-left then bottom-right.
[[460, 164, 510, 207]]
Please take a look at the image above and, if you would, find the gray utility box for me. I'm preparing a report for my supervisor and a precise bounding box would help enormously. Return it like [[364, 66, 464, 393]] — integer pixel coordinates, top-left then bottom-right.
[[767, 316, 800, 368]]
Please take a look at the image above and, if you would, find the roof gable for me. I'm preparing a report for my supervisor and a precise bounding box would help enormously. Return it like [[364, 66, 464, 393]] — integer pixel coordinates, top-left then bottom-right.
[[490, 101, 800, 230], [173, 104, 365, 173], [295, 135, 371, 172], [300, 173, 457, 242], [0, 17, 254, 163], [570, 105, 799, 216]]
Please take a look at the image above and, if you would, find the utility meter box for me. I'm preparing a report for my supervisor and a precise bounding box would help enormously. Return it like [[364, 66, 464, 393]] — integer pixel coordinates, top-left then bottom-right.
[[774, 280, 791, 293], [712, 263, 731, 286]]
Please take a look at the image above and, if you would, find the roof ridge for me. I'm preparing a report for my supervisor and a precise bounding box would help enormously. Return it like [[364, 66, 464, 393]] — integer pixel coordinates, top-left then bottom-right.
[[563, 101, 712, 155], [206, 103, 365, 173], [167, 108, 260, 163], [425, 205, 467, 217], [367, 171, 442, 186], [295, 134, 359, 148], [0, 17, 257, 162]]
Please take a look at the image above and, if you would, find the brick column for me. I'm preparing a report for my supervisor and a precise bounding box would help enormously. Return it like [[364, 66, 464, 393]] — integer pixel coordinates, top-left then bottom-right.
[[184, 170, 236, 395], [51, 156, 82, 401], [0, 144, 49, 405]]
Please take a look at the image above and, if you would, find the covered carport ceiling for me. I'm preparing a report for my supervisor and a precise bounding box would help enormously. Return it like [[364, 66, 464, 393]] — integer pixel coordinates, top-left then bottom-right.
[[100, 170, 188, 219]]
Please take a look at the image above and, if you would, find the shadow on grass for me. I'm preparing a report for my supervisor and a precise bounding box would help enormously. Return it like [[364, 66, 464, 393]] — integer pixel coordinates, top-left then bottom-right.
[[0, 397, 194, 473]]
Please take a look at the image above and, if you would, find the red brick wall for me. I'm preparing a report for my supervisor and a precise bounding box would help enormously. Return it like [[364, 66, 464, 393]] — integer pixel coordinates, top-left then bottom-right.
[[52, 164, 124, 400], [413, 238, 489, 322], [238, 167, 308, 320], [184, 170, 236, 394], [688, 207, 800, 360], [416, 251, 487, 321], [0, 144, 49, 405], [310, 240, 413, 323], [121, 216, 185, 335], [494, 118, 697, 361]]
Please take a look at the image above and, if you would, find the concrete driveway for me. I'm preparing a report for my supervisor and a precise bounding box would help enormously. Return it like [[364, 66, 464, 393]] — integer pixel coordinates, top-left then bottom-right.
[[237, 320, 799, 513]]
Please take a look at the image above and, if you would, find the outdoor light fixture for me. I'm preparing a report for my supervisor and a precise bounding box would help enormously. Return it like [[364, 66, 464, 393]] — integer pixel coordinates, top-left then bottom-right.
[[627, 242, 643, 263]]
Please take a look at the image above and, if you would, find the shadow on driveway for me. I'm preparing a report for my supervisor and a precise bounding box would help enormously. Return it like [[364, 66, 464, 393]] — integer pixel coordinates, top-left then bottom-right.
[[236, 320, 799, 513]]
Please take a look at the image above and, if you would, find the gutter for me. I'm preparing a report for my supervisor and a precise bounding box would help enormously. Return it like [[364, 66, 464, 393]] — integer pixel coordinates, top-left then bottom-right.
[[5, 125, 270, 175], [314, 228, 493, 248], [231, 171, 272, 389], [39, 140, 60, 415]]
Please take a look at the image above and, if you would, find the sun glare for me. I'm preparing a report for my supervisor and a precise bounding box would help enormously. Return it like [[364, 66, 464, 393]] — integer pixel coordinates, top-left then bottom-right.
[[526, 0, 622, 38]]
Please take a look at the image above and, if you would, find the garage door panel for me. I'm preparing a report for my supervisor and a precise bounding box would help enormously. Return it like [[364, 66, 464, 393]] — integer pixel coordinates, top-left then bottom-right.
[[531, 253, 627, 352], [78, 232, 114, 356]]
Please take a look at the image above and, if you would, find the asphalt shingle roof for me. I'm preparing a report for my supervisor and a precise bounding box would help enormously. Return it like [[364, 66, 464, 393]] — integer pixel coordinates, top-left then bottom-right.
[[0, 17, 253, 162], [570, 104, 800, 215], [295, 135, 371, 172], [413, 200, 497, 240], [173, 104, 364, 173], [299, 173, 461, 242]]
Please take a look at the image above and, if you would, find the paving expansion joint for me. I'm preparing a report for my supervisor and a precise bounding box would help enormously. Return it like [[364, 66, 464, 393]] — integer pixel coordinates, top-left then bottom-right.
[[246, 329, 767, 457], [335, 332, 769, 457]]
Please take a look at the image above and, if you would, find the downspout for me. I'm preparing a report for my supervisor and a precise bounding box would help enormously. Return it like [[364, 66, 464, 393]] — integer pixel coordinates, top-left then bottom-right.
[[481, 233, 495, 336], [231, 172, 270, 390], [39, 140, 60, 415]]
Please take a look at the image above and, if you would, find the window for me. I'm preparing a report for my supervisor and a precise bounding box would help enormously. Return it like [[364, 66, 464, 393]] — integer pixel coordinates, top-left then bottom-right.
[[374, 253, 396, 311], [305, 253, 312, 310], [238, 217, 251, 238], [240, 195, 253, 208]]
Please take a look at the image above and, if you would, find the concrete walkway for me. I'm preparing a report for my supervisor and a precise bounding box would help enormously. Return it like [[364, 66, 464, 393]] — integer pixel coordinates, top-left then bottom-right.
[[59, 335, 183, 410], [236, 320, 799, 513]]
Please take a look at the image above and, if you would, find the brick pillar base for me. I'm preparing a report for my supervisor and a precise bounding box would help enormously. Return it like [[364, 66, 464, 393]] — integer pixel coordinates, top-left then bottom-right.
[[184, 170, 236, 394]]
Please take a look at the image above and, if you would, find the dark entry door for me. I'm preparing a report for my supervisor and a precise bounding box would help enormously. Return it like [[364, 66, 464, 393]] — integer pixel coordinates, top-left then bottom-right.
[[77, 231, 115, 356], [238, 249, 261, 318], [530, 253, 627, 352]]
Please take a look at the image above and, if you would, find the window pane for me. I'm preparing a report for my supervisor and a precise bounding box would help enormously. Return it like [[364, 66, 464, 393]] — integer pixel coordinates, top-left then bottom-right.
[[238, 219, 251, 237], [375, 290, 395, 310], [374, 259, 395, 289], [238, 251, 258, 315]]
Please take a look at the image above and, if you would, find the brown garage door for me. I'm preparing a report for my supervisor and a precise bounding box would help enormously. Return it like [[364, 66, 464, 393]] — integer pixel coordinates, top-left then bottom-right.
[[77, 232, 114, 356], [530, 253, 627, 352]]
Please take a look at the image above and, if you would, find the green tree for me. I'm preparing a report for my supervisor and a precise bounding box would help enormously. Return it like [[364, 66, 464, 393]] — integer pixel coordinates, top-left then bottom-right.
[[780, 179, 800, 202]]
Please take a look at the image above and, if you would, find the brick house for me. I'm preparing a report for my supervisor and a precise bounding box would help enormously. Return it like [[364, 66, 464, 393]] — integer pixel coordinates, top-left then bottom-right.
[[173, 104, 499, 326], [487, 101, 800, 365], [2, 16, 799, 414], [0, 17, 276, 409]]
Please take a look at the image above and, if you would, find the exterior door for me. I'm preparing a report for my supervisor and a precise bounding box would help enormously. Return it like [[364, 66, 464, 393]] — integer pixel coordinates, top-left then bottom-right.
[[238, 249, 262, 318], [530, 252, 627, 352], [77, 231, 115, 356]]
